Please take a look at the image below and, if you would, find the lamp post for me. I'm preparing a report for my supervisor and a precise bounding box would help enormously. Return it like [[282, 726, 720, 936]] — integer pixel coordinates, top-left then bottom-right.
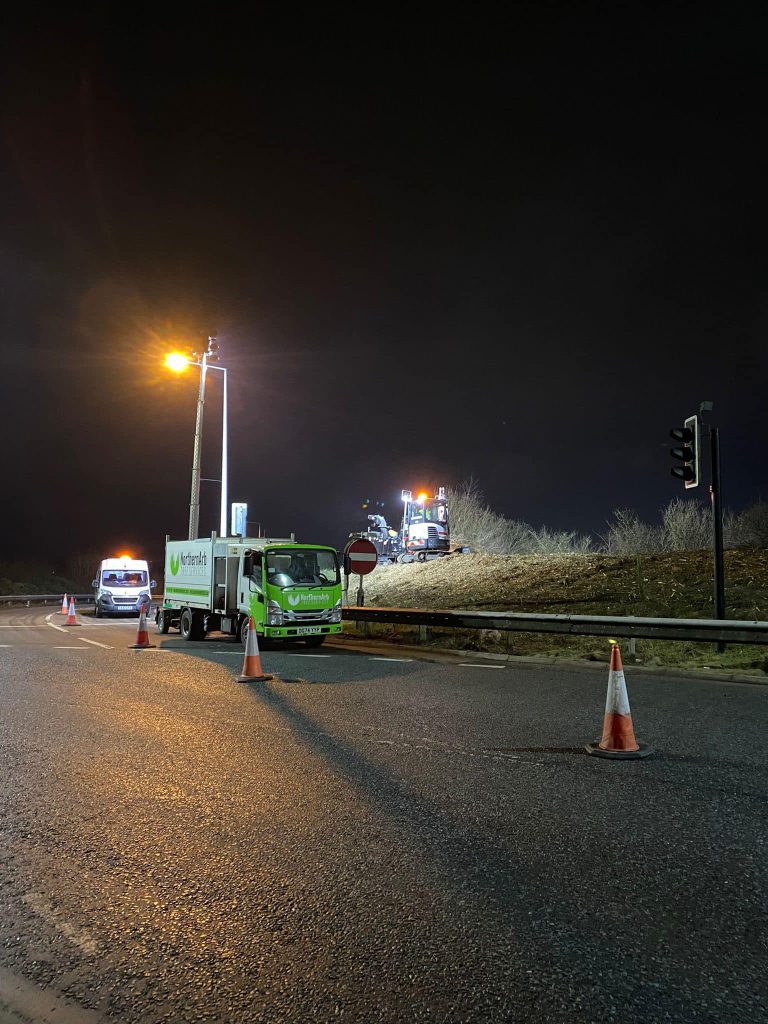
[[164, 337, 228, 540]]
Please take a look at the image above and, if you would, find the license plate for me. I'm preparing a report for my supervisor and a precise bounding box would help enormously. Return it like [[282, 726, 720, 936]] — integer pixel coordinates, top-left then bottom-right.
[[296, 626, 322, 635]]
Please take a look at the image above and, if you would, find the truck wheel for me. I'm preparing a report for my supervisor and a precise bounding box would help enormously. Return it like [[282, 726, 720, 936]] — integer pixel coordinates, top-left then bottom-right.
[[240, 616, 252, 646], [156, 610, 170, 634], [180, 609, 195, 641]]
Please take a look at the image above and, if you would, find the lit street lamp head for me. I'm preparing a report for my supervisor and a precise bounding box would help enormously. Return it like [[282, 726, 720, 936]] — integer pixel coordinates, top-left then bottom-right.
[[164, 352, 190, 373]]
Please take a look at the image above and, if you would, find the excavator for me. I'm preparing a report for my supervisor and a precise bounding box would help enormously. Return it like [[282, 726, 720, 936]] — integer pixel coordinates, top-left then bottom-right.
[[352, 488, 452, 563]]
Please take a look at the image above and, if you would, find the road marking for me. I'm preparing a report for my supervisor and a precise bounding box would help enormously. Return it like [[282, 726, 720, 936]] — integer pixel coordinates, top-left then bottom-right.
[[0, 625, 52, 628], [21, 892, 98, 956], [293, 654, 332, 658], [369, 657, 414, 662], [53, 646, 89, 650], [0, 644, 11, 647], [0, 965, 105, 1024], [45, 612, 53, 621], [77, 637, 113, 649], [47, 622, 69, 634], [459, 663, 506, 669]]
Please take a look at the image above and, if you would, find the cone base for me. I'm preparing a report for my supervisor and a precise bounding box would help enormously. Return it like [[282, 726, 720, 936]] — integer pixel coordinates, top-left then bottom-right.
[[130, 643, 157, 649], [585, 741, 654, 760], [237, 673, 274, 683]]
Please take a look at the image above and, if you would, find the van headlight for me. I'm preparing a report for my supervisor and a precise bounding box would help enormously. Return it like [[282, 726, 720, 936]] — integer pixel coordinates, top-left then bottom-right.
[[267, 600, 283, 626], [331, 598, 342, 623]]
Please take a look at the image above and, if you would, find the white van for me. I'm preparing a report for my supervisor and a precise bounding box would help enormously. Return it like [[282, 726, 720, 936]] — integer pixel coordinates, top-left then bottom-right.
[[92, 557, 155, 617]]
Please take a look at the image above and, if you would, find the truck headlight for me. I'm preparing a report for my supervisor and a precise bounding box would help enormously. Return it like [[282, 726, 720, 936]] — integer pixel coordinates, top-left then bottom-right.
[[267, 600, 283, 626], [331, 598, 342, 623]]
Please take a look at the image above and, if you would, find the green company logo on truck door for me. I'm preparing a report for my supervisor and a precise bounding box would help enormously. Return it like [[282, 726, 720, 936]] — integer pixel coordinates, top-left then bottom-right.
[[170, 553, 180, 576]]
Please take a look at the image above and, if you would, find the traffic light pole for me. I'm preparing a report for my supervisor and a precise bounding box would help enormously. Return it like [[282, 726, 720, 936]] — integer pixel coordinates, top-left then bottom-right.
[[709, 426, 726, 640]]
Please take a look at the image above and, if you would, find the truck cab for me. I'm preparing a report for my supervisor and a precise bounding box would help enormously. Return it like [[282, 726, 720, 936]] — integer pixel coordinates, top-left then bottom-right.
[[92, 557, 155, 617]]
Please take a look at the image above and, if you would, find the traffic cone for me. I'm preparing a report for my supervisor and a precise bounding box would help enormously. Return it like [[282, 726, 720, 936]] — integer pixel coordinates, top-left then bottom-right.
[[129, 605, 156, 649], [586, 643, 653, 759], [60, 593, 69, 615], [65, 598, 77, 626], [237, 617, 273, 682]]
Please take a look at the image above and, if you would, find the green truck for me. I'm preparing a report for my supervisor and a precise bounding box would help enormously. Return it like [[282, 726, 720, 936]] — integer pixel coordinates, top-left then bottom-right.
[[157, 534, 343, 646]]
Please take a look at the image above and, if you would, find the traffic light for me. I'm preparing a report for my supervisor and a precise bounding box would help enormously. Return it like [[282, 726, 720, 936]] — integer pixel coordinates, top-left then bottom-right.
[[670, 414, 700, 488], [207, 335, 219, 363]]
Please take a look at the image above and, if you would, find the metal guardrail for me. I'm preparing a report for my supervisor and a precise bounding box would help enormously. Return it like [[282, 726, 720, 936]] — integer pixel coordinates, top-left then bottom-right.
[[341, 606, 768, 645], [5, 595, 765, 645]]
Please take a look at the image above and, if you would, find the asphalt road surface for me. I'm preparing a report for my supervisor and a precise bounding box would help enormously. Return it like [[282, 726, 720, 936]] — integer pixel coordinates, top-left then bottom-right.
[[1, 605, 766, 1023]]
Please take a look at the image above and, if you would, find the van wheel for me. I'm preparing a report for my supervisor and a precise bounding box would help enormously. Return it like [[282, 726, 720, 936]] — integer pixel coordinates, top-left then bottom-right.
[[94, 604, 102, 618]]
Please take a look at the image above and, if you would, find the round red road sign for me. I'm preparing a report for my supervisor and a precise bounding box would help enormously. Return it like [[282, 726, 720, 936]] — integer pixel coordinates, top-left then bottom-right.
[[344, 538, 378, 576]]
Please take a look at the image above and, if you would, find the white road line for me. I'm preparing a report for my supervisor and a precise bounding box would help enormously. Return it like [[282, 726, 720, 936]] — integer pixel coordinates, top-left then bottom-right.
[[22, 892, 98, 956], [53, 646, 89, 650], [0, 644, 11, 647], [0, 625, 52, 628], [77, 637, 113, 649], [369, 657, 414, 662], [293, 654, 332, 658], [459, 663, 506, 669], [45, 613, 53, 621], [47, 622, 70, 634]]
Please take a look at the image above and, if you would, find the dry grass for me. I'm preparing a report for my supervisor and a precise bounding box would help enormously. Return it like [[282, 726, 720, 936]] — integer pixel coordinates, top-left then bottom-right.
[[346, 548, 768, 673]]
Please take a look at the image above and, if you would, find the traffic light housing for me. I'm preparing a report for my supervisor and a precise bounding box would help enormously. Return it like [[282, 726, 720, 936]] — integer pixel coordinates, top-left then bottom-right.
[[670, 414, 700, 489]]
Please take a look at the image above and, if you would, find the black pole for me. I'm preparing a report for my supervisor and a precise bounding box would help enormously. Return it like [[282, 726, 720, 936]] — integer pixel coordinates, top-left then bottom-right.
[[710, 426, 725, 651]]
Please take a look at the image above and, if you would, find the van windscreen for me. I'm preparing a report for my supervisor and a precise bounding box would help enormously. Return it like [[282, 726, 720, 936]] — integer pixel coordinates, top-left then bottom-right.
[[101, 570, 148, 588]]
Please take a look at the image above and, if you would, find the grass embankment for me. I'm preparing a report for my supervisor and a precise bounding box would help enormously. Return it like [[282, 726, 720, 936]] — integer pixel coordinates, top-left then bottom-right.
[[344, 549, 768, 674]]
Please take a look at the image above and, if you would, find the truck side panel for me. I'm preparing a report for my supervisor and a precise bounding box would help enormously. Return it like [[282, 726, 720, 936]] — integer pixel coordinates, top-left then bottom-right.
[[164, 540, 215, 610]]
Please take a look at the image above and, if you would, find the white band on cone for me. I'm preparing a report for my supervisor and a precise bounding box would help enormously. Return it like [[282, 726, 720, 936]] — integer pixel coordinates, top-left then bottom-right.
[[605, 667, 631, 716]]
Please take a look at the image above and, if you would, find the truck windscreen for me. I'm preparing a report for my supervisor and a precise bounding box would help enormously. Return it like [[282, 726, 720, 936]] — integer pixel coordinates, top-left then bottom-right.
[[266, 550, 339, 587], [101, 571, 148, 587]]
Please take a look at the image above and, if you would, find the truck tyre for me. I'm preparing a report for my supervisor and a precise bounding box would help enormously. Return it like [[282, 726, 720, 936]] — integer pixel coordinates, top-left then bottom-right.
[[240, 616, 254, 647], [304, 635, 325, 648], [156, 610, 170, 634], [180, 608, 195, 641]]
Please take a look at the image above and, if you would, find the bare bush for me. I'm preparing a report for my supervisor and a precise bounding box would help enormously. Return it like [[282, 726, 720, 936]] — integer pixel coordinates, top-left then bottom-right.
[[725, 501, 768, 548], [602, 509, 665, 555], [661, 498, 711, 551], [449, 482, 767, 558], [603, 499, 768, 554], [447, 480, 593, 555]]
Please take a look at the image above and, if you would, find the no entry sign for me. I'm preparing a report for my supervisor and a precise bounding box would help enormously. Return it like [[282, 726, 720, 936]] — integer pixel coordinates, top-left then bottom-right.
[[344, 538, 378, 576]]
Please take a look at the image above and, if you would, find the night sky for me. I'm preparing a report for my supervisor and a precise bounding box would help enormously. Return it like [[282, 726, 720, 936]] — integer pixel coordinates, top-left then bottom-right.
[[1, 7, 766, 570]]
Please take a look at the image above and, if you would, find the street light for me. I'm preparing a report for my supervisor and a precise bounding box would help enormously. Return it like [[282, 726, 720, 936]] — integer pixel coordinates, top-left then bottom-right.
[[164, 338, 228, 541]]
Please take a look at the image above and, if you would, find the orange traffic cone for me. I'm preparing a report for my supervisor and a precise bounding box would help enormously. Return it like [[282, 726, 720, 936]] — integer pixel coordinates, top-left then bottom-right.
[[65, 598, 77, 626], [237, 617, 273, 682], [586, 643, 653, 759], [60, 593, 69, 615], [129, 605, 156, 649]]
